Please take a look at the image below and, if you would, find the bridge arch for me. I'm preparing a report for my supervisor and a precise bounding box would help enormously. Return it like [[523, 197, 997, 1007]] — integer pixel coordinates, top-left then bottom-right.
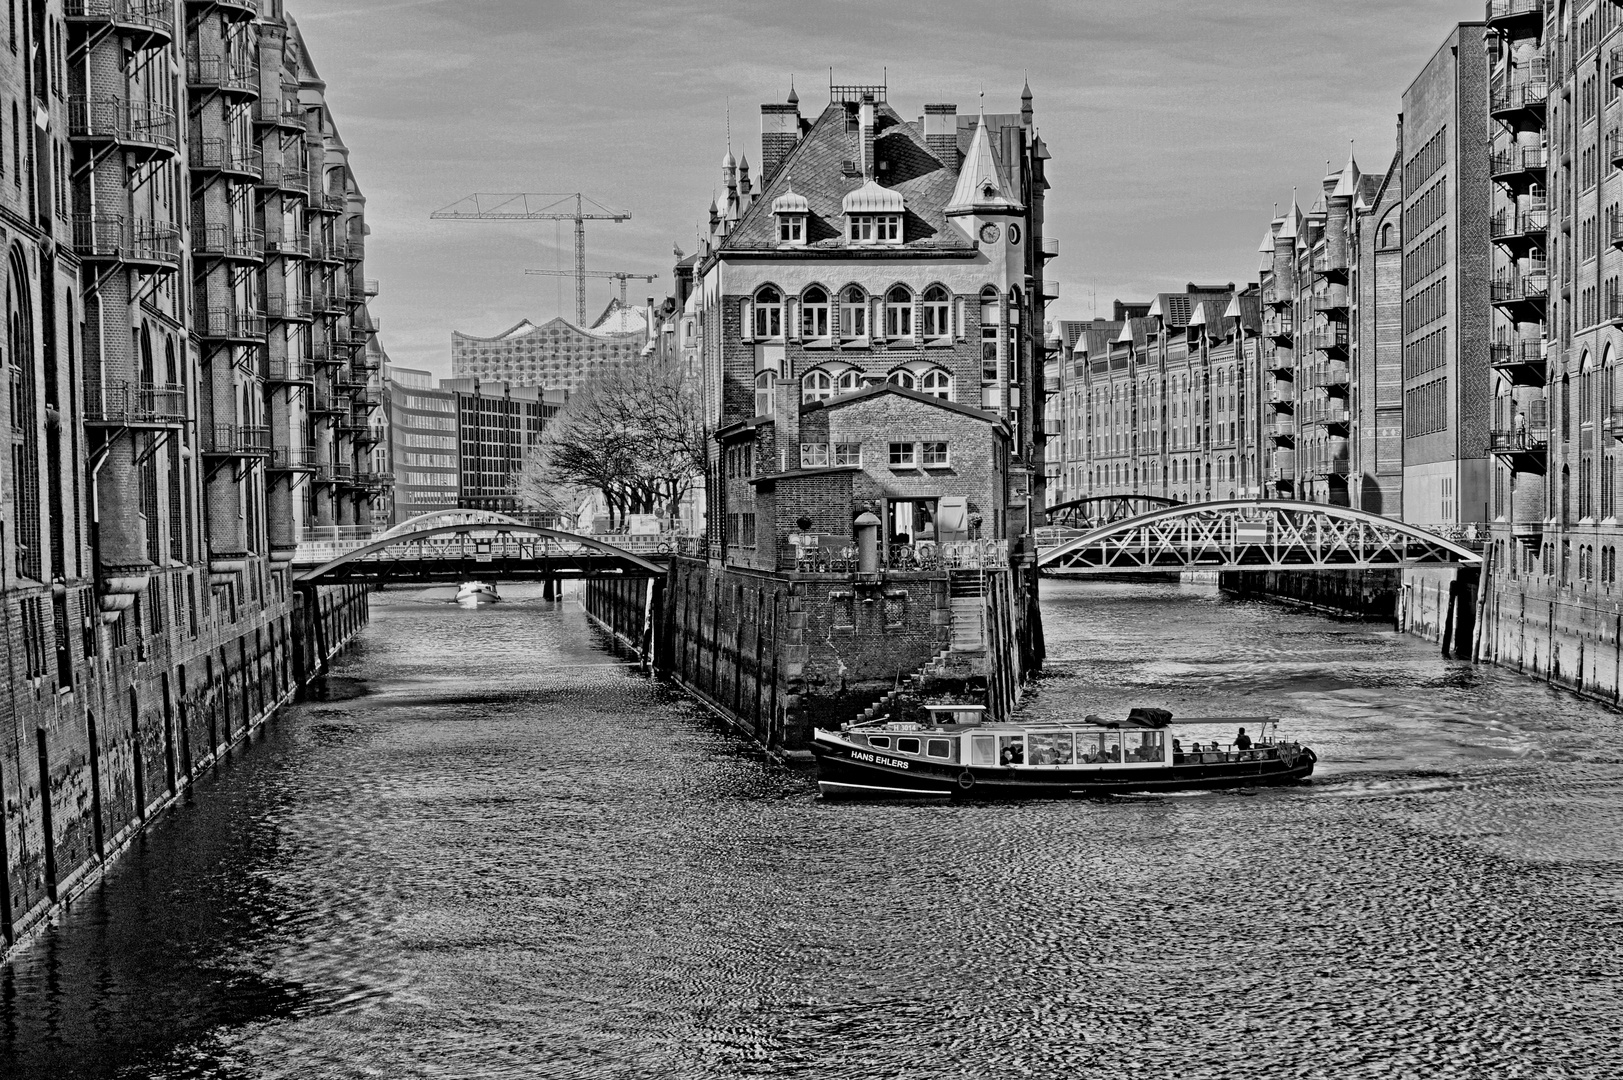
[[1038, 499, 1484, 574], [377, 508, 531, 541], [296, 523, 666, 583], [1044, 494, 1182, 529]]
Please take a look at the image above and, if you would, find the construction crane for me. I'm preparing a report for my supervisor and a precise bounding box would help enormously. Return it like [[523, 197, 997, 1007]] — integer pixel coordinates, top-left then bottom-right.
[[429, 192, 630, 325], [524, 268, 657, 310]]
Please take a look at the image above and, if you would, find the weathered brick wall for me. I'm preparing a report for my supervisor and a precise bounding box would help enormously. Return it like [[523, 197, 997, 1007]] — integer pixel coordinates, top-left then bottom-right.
[[1, 569, 369, 954]]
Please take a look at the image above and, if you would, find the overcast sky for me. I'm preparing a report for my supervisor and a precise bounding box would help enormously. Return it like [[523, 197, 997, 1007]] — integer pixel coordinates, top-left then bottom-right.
[[295, 0, 1483, 377]]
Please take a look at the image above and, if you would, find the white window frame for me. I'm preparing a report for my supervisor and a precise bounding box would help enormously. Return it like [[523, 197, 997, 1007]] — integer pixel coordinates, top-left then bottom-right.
[[753, 288, 783, 340], [922, 286, 951, 340], [832, 442, 861, 466], [755, 371, 776, 416], [921, 440, 950, 468], [888, 441, 917, 467], [777, 215, 804, 244], [839, 287, 868, 340], [800, 442, 830, 467], [884, 286, 913, 340], [802, 369, 833, 402], [919, 368, 952, 400], [801, 287, 831, 341], [888, 369, 917, 390]]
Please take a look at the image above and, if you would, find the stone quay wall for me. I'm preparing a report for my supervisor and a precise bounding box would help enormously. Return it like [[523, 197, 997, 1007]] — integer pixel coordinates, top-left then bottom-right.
[[2, 571, 369, 959], [582, 559, 1043, 757]]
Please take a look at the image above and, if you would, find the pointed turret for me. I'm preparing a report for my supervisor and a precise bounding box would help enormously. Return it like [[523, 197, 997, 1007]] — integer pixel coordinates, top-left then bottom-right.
[[946, 114, 1022, 214], [1021, 78, 1033, 126]]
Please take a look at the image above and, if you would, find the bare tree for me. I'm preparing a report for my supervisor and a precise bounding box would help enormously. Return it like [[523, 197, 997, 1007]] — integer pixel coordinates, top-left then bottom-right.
[[511, 360, 705, 530]]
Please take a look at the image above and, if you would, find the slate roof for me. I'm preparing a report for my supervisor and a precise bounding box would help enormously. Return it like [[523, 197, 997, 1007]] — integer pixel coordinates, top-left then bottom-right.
[[803, 382, 1010, 430], [722, 102, 977, 253]]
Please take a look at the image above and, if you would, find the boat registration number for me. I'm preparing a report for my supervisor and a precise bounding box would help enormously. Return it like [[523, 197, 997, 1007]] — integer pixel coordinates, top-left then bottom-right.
[[850, 749, 908, 770]]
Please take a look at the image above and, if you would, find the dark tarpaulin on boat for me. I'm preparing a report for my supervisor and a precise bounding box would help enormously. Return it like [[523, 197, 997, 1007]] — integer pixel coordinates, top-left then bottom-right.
[[1127, 707, 1173, 728]]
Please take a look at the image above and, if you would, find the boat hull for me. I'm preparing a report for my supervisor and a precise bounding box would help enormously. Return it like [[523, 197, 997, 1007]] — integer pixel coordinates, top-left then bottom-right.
[[455, 593, 499, 608], [812, 737, 1316, 800]]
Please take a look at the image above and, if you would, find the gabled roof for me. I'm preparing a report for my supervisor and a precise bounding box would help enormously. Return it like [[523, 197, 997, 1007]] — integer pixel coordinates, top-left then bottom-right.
[[721, 102, 974, 253], [945, 113, 1022, 214]]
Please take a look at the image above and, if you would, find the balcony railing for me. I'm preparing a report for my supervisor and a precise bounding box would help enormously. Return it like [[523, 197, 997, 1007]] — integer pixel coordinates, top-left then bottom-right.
[[202, 423, 271, 457], [64, 0, 174, 44], [72, 214, 182, 267], [185, 52, 258, 94], [67, 96, 177, 154], [194, 307, 266, 342], [1490, 273, 1549, 305], [1489, 340, 1545, 370], [1313, 327, 1349, 352], [1264, 317, 1293, 340], [257, 161, 310, 195], [265, 356, 310, 384], [1488, 428, 1550, 454], [1490, 146, 1548, 179], [363, 279, 379, 296], [1312, 249, 1349, 276], [268, 446, 317, 471], [1492, 207, 1550, 240], [264, 230, 311, 257], [1310, 459, 1350, 478], [1489, 79, 1549, 117], [85, 379, 186, 425], [264, 293, 312, 321], [189, 137, 260, 178], [1041, 237, 1059, 258], [192, 222, 263, 260], [1486, 0, 1544, 28], [252, 98, 304, 127], [1308, 364, 1351, 391]]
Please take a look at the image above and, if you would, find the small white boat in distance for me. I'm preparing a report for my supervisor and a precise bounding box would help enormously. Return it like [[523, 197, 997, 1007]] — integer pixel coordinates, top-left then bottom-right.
[[454, 581, 500, 608]]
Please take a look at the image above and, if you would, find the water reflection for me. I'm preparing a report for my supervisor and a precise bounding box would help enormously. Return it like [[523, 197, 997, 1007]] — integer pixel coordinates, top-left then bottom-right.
[[3, 580, 1621, 1078]]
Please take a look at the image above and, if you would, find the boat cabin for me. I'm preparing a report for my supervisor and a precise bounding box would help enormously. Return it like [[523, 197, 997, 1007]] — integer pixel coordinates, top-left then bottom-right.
[[846, 721, 1172, 770]]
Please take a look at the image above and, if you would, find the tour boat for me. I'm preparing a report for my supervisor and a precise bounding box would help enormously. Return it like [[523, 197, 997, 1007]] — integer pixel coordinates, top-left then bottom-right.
[[812, 705, 1316, 800], [454, 581, 501, 608]]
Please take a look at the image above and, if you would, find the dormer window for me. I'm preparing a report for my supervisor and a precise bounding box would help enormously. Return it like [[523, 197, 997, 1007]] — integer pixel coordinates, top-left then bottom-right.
[[772, 186, 809, 248], [849, 214, 901, 244], [842, 180, 905, 247]]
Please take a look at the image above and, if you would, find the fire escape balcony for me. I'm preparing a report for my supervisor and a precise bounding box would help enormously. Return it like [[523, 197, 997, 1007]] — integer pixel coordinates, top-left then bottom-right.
[[256, 161, 310, 198], [265, 356, 311, 386], [354, 387, 382, 411], [309, 385, 348, 416], [314, 238, 345, 264], [1270, 453, 1296, 488], [64, 0, 174, 49], [1308, 401, 1352, 434], [1488, 340, 1547, 387], [335, 411, 368, 436], [1311, 248, 1349, 283], [1266, 349, 1295, 378], [185, 0, 258, 18], [1040, 237, 1059, 260], [185, 52, 258, 99], [1262, 284, 1293, 308], [1488, 428, 1549, 475], [1309, 457, 1350, 480], [268, 446, 316, 473], [1489, 76, 1549, 130], [1263, 316, 1293, 344], [201, 422, 271, 459], [1270, 415, 1294, 447], [318, 462, 354, 486], [189, 137, 261, 180], [1041, 280, 1060, 300], [1313, 327, 1350, 355], [313, 288, 345, 316], [264, 293, 312, 322], [68, 96, 178, 160], [1267, 390, 1294, 414], [252, 97, 305, 130], [192, 222, 263, 263], [1489, 270, 1549, 320], [195, 305, 266, 344], [343, 238, 364, 264], [363, 279, 379, 297], [84, 379, 187, 427], [1307, 363, 1351, 396], [72, 215, 182, 271], [1489, 146, 1548, 185], [263, 230, 310, 259], [1491, 205, 1549, 253], [310, 193, 346, 217], [1486, 0, 1544, 34], [1311, 295, 1349, 321]]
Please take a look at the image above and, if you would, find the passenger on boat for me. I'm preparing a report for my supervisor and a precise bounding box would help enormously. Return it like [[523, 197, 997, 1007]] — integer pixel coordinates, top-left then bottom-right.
[[1000, 743, 1024, 766], [1235, 728, 1253, 751]]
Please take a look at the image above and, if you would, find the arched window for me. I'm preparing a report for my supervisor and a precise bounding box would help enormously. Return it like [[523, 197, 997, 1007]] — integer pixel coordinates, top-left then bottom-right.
[[1563, 372, 1572, 441], [753, 286, 782, 339], [802, 369, 833, 402], [884, 285, 912, 339], [837, 369, 862, 394], [980, 286, 1000, 383], [839, 285, 867, 338], [801, 286, 829, 339], [755, 371, 775, 416], [922, 285, 950, 338], [920, 368, 952, 400], [888, 369, 916, 390]]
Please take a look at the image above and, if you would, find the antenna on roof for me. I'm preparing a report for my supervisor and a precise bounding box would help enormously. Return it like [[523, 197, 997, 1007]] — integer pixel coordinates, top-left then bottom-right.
[[726, 97, 731, 152]]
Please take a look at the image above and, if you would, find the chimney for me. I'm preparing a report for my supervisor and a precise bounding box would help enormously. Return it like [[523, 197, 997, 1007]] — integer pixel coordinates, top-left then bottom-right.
[[760, 100, 801, 183], [859, 94, 876, 179], [924, 103, 957, 163]]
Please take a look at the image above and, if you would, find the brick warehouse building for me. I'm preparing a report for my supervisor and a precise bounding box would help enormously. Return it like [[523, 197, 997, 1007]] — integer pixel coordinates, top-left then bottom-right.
[[663, 80, 1054, 747], [0, 2, 378, 952]]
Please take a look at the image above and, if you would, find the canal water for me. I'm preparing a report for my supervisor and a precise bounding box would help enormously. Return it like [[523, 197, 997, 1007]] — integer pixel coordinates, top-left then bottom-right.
[[3, 579, 1621, 1079]]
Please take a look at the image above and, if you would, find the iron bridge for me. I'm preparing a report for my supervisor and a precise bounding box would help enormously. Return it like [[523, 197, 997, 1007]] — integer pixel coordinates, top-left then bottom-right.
[[295, 521, 668, 585], [1043, 494, 1182, 529], [1037, 499, 1484, 574]]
